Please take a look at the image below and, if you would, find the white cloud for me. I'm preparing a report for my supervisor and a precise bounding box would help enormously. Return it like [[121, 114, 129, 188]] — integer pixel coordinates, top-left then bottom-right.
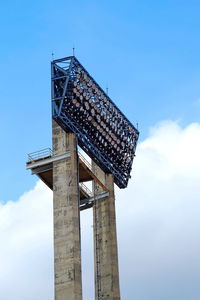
[[0, 181, 54, 300], [0, 120, 200, 300], [116, 120, 200, 299]]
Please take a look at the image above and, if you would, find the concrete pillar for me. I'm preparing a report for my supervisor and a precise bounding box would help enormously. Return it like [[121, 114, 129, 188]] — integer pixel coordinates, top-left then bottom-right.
[[52, 120, 82, 300], [93, 164, 120, 300]]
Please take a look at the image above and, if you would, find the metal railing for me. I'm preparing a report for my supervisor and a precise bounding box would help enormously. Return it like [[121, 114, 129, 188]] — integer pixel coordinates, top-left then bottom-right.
[[27, 148, 94, 174], [78, 151, 93, 171], [27, 148, 53, 162], [79, 182, 93, 197]]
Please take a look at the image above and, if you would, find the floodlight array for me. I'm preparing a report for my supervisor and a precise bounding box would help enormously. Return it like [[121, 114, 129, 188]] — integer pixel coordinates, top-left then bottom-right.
[[51, 56, 139, 188]]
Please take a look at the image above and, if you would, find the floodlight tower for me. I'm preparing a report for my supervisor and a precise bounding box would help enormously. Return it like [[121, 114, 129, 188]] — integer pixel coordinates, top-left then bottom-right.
[[26, 56, 139, 300]]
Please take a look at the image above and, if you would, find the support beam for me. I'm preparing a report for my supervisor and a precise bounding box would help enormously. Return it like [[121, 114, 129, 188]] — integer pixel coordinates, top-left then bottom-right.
[[93, 163, 120, 300], [52, 120, 82, 300]]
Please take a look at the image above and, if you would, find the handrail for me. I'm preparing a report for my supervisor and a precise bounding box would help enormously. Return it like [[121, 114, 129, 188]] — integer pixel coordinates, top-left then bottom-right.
[[79, 182, 93, 197], [27, 148, 53, 162], [78, 151, 93, 171], [27, 148, 94, 175]]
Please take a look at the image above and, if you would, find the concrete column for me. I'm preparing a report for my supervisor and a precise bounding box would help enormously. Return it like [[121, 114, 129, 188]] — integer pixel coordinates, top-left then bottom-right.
[[93, 163, 120, 300], [52, 120, 82, 300]]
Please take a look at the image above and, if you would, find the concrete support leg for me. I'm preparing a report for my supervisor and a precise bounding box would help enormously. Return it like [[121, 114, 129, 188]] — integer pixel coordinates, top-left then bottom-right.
[[52, 120, 82, 300], [93, 164, 120, 300]]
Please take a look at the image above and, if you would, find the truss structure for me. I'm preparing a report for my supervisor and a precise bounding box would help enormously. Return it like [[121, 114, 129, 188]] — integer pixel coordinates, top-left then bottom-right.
[[51, 56, 139, 188]]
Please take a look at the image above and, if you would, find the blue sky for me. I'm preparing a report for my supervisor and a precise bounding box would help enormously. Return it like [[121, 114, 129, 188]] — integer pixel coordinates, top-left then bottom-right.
[[0, 1, 200, 299], [0, 0, 200, 201]]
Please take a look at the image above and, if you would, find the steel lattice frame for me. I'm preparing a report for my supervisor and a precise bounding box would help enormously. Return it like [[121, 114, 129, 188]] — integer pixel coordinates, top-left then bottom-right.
[[51, 56, 139, 188]]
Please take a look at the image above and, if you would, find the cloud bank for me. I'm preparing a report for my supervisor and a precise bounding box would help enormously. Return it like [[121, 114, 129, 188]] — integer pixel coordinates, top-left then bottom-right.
[[0, 120, 200, 300], [0, 182, 54, 300], [116, 121, 200, 300]]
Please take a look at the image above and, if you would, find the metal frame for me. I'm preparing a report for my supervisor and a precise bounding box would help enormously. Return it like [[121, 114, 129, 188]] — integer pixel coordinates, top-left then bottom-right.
[[27, 148, 53, 162], [51, 56, 139, 188]]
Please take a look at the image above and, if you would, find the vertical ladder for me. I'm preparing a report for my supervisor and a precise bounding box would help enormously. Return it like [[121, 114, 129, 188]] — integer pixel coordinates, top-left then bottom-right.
[[94, 180, 102, 299]]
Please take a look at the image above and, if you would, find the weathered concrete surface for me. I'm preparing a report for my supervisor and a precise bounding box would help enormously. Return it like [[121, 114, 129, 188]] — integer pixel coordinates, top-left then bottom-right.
[[93, 163, 120, 300], [52, 120, 82, 300]]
